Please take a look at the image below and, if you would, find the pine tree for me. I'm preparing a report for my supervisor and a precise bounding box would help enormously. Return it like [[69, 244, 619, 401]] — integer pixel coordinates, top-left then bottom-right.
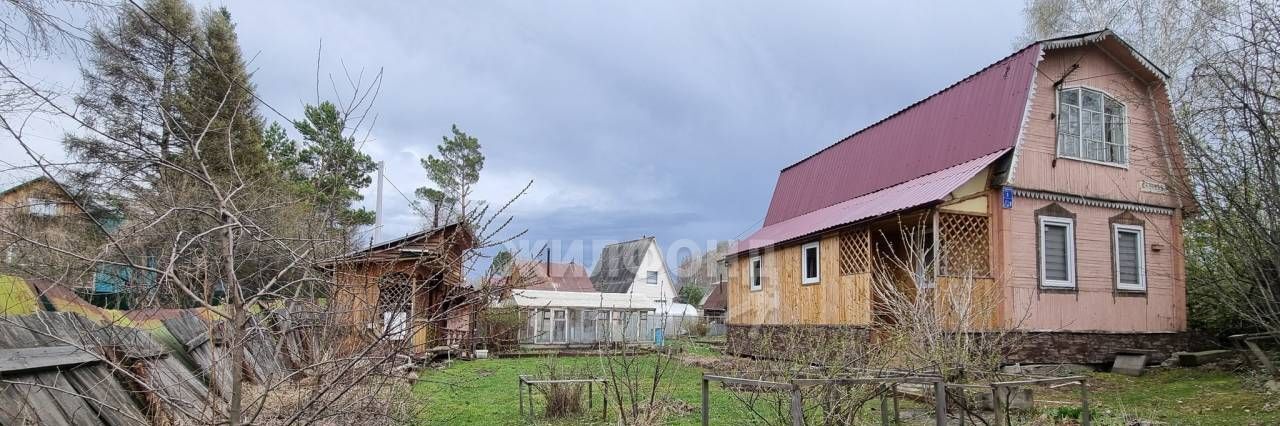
[[267, 101, 378, 232], [416, 125, 484, 226]]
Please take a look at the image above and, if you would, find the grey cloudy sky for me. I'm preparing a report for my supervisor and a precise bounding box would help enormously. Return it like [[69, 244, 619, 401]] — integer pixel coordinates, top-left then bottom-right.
[[3, 1, 1027, 268]]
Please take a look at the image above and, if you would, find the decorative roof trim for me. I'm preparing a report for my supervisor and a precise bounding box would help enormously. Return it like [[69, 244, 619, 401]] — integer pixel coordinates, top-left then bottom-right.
[[1012, 189, 1174, 215], [1006, 45, 1046, 185], [1040, 29, 1170, 81]]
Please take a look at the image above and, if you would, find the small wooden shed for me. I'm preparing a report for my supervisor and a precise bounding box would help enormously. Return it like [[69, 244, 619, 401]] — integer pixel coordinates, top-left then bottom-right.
[[323, 222, 476, 357]]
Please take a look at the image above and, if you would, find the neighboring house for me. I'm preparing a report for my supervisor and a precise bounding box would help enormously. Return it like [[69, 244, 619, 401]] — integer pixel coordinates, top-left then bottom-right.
[[700, 282, 726, 318], [727, 30, 1194, 364], [498, 259, 657, 347], [675, 241, 730, 304], [323, 222, 478, 358], [592, 237, 700, 337], [0, 176, 138, 307], [591, 237, 680, 308]]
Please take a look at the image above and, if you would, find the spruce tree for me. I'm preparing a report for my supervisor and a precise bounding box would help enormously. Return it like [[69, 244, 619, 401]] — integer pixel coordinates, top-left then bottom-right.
[[179, 7, 267, 180], [65, 0, 199, 191]]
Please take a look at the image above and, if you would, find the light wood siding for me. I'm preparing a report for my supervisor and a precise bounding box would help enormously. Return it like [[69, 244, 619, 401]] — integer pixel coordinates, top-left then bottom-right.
[[728, 233, 872, 326], [936, 277, 1001, 331], [0, 180, 85, 218]]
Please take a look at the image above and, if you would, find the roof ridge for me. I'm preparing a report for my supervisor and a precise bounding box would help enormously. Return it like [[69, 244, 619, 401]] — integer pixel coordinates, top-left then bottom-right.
[[602, 236, 655, 247], [779, 43, 1040, 173]]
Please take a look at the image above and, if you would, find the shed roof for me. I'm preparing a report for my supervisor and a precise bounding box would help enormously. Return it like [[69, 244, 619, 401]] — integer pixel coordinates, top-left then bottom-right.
[[735, 149, 1007, 254], [590, 237, 654, 293], [510, 289, 657, 310], [701, 283, 726, 312], [322, 221, 470, 265]]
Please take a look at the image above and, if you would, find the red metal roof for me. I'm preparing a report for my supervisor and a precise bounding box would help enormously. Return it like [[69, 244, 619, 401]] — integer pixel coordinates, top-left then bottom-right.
[[762, 45, 1041, 226], [735, 149, 1008, 254], [513, 260, 596, 292]]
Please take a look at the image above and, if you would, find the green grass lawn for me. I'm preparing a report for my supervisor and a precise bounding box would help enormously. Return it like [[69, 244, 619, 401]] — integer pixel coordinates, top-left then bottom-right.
[[1080, 369, 1280, 425], [413, 349, 766, 425], [414, 342, 1279, 425]]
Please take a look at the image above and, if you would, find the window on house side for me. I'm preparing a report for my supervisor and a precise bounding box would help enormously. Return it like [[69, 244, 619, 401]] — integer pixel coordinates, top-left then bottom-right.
[[1113, 225, 1146, 291], [1057, 87, 1127, 165], [749, 256, 762, 291], [802, 242, 820, 284], [27, 198, 56, 216], [1039, 216, 1076, 288], [646, 270, 658, 285]]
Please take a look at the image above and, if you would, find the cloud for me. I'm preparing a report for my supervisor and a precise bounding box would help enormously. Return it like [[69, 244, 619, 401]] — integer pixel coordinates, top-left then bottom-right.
[[3, 0, 1028, 270]]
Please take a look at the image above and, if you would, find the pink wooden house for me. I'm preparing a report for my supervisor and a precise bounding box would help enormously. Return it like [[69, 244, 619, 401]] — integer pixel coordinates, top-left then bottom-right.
[[726, 30, 1196, 364]]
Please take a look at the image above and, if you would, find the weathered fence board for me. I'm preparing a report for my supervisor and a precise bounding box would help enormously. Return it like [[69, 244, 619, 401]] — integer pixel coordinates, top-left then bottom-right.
[[164, 314, 235, 399], [0, 345, 98, 374]]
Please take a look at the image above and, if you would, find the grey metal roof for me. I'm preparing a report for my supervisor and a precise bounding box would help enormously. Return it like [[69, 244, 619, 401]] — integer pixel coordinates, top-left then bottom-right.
[[590, 237, 653, 293]]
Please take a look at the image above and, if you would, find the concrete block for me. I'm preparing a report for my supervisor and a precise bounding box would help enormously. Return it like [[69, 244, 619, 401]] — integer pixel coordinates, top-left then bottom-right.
[[1112, 352, 1149, 376], [1175, 349, 1232, 367]]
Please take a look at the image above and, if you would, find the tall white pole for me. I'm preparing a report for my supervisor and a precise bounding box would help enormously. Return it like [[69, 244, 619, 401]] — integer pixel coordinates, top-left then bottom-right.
[[373, 161, 385, 244]]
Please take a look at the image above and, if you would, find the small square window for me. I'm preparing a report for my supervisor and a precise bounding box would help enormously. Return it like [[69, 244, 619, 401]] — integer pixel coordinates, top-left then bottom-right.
[[646, 270, 658, 285], [801, 242, 820, 284], [749, 256, 762, 291]]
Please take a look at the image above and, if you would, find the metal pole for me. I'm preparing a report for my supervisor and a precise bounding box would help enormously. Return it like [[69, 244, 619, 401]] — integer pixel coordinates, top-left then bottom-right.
[[934, 381, 946, 426], [701, 377, 710, 426], [373, 161, 384, 244], [1080, 380, 1091, 426], [518, 377, 524, 420], [790, 384, 804, 426]]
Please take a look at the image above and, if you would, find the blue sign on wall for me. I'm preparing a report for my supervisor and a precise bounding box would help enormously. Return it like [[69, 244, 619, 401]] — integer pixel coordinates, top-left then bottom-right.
[[1001, 186, 1014, 209]]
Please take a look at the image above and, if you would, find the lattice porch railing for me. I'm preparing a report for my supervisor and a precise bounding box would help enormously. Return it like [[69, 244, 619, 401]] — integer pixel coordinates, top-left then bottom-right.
[[839, 229, 872, 275], [938, 212, 991, 277]]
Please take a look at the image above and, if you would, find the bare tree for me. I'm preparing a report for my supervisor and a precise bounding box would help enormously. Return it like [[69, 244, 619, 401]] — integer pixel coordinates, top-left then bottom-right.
[[1176, 0, 1280, 336]]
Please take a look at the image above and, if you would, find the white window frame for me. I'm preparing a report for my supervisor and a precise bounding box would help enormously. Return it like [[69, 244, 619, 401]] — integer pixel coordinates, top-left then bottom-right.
[[1055, 86, 1129, 167], [801, 242, 820, 285], [646, 270, 658, 285], [1038, 216, 1076, 289], [1112, 224, 1147, 291], [749, 256, 762, 292], [551, 309, 567, 343]]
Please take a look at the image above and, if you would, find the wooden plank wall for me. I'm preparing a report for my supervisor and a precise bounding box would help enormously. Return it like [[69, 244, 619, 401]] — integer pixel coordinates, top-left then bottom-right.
[[728, 233, 872, 326]]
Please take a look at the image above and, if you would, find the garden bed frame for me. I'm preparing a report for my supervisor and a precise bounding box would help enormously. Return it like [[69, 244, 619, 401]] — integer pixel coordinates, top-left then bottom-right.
[[516, 374, 609, 421]]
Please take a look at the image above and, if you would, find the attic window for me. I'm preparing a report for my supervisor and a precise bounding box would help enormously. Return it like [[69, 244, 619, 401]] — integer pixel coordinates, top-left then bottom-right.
[[646, 271, 658, 285], [1057, 87, 1127, 165]]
